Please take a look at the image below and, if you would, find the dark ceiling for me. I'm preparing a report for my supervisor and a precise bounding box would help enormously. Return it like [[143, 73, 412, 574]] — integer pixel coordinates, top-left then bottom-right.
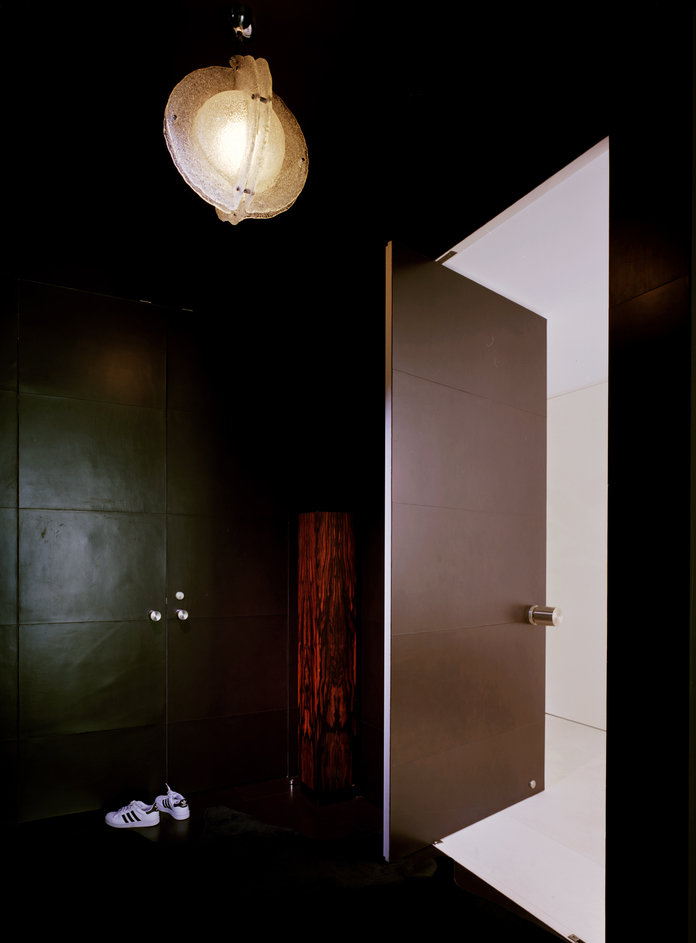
[[9, 2, 636, 308], [6, 0, 691, 480]]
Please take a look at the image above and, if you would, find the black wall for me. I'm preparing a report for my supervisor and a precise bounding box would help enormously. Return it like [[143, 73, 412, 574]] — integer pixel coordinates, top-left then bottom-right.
[[606, 12, 694, 942], [0, 279, 300, 822]]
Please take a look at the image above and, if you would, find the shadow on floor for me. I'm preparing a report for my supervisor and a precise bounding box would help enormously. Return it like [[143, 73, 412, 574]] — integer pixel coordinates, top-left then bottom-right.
[[5, 779, 564, 938]]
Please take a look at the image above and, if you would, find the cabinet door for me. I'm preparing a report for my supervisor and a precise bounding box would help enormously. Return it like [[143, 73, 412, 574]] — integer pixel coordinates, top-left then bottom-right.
[[17, 284, 167, 820], [165, 312, 290, 793], [385, 244, 547, 859]]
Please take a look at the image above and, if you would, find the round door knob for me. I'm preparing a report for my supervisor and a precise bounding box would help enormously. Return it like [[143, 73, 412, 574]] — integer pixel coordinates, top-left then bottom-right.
[[527, 605, 563, 627], [149, 610, 162, 622], [176, 609, 189, 621]]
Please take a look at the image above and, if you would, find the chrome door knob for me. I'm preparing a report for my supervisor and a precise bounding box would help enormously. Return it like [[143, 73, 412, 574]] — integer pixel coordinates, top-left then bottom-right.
[[149, 610, 162, 622], [527, 605, 563, 626], [176, 609, 189, 621]]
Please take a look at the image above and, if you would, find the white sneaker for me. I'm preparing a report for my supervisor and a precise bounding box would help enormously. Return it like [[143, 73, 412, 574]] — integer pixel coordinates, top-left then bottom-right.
[[105, 799, 160, 829], [155, 784, 190, 821]]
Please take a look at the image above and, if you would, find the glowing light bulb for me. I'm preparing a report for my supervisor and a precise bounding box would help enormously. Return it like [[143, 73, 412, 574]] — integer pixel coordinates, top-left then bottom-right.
[[195, 91, 248, 179], [194, 90, 285, 193]]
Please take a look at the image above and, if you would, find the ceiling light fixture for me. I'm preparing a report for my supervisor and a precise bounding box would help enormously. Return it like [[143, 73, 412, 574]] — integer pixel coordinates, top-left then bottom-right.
[[163, 6, 308, 225]]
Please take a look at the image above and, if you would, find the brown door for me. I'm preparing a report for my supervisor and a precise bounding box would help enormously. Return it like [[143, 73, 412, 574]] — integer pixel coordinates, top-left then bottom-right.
[[385, 243, 547, 860]]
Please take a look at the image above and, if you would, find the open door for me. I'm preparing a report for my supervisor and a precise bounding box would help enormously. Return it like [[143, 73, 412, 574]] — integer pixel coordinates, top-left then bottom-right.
[[384, 243, 547, 860]]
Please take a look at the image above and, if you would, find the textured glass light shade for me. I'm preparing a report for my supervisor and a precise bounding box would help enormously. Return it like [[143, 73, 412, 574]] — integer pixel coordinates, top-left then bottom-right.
[[164, 55, 308, 224]]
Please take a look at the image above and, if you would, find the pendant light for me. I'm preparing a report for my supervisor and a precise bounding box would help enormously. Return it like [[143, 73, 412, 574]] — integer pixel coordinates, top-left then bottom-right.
[[163, 7, 308, 225]]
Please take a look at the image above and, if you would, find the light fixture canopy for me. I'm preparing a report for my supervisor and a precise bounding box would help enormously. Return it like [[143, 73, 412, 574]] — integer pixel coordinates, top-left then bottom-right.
[[164, 54, 308, 224]]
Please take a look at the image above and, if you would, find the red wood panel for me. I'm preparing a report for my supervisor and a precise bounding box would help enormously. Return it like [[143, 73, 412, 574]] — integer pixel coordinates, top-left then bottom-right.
[[298, 511, 356, 796]]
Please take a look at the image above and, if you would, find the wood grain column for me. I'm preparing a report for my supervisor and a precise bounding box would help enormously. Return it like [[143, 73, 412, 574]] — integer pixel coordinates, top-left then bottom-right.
[[298, 511, 356, 798]]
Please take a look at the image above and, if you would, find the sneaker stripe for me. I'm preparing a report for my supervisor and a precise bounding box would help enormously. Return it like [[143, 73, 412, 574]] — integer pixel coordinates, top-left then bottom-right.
[[110, 803, 157, 828]]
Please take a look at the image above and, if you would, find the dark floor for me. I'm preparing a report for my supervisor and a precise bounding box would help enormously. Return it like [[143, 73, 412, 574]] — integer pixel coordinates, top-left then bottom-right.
[[6, 779, 565, 938]]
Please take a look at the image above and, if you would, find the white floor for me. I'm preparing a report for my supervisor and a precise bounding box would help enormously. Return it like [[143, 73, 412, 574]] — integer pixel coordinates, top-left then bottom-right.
[[437, 714, 605, 943]]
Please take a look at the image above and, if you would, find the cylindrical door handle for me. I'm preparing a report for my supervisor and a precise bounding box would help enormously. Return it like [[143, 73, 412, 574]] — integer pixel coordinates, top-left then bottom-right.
[[149, 610, 162, 622], [176, 609, 189, 621], [528, 605, 563, 626]]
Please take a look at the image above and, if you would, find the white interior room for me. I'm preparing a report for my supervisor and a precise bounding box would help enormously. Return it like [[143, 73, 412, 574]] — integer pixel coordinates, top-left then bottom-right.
[[436, 138, 609, 943]]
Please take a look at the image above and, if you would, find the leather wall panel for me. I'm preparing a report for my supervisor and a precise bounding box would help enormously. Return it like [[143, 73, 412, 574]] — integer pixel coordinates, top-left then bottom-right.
[[0, 390, 16, 507], [168, 614, 287, 723], [19, 509, 166, 624], [609, 136, 690, 308], [0, 741, 17, 827], [11, 279, 292, 820], [606, 22, 692, 931], [610, 274, 689, 351], [19, 621, 165, 737], [19, 283, 165, 408], [168, 711, 287, 794], [19, 725, 165, 822], [11, 284, 170, 821], [166, 314, 289, 516], [0, 275, 17, 392], [0, 625, 17, 739], [167, 513, 287, 620], [165, 308, 291, 797], [166, 406, 282, 518], [1, 278, 18, 827], [166, 407, 236, 517], [19, 395, 165, 512], [0, 508, 17, 623], [359, 613, 384, 733], [166, 313, 219, 413]]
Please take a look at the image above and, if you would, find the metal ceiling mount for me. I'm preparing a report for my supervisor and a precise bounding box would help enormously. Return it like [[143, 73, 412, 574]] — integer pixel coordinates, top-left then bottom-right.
[[228, 4, 254, 42]]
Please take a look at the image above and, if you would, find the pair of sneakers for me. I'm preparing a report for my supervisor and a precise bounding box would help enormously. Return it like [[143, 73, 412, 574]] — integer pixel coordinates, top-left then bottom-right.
[[105, 784, 189, 829]]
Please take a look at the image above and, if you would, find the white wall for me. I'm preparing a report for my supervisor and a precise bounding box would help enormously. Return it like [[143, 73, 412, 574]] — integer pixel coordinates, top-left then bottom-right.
[[442, 140, 609, 732], [546, 382, 607, 729]]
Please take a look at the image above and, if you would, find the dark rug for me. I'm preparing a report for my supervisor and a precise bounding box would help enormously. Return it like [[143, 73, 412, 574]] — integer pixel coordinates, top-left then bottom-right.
[[149, 806, 561, 938], [193, 805, 438, 895]]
